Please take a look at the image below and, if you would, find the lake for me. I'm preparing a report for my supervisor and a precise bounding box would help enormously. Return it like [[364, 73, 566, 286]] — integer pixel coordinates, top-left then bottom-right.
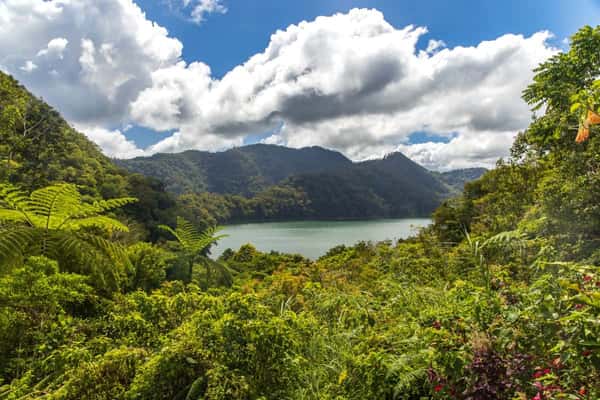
[[211, 218, 431, 259]]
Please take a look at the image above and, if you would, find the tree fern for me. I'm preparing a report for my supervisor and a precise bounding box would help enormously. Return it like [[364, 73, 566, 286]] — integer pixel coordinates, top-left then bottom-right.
[[159, 217, 230, 287], [0, 183, 137, 280]]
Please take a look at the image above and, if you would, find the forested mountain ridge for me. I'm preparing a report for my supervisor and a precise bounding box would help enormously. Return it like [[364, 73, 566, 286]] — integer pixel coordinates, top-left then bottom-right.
[[116, 144, 353, 195], [117, 143, 464, 197], [437, 167, 488, 193], [118, 144, 484, 221]]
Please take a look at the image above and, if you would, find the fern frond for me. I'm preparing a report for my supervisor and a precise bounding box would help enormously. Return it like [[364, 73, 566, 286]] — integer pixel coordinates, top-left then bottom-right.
[[0, 183, 136, 275], [158, 224, 181, 242], [160, 217, 227, 253], [46, 230, 130, 271], [91, 197, 138, 213], [60, 215, 130, 232], [0, 209, 29, 223], [205, 257, 234, 287], [484, 230, 525, 245], [0, 184, 33, 224], [0, 226, 38, 270]]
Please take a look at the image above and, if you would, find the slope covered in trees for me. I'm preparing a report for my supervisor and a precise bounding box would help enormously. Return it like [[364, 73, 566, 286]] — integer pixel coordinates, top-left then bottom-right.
[[0, 71, 177, 240], [119, 144, 484, 221], [0, 24, 599, 400], [116, 144, 353, 195]]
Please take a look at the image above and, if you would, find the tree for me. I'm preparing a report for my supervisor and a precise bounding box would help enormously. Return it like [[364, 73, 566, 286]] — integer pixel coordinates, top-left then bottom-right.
[[0, 183, 137, 285], [159, 217, 231, 288], [522, 25, 600, 149]]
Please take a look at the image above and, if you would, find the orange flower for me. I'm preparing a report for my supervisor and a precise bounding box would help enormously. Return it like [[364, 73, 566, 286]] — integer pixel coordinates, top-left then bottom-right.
[[587, 110, 600, 125], [576, 110, 600, 143], [576, 126, 589, 143]]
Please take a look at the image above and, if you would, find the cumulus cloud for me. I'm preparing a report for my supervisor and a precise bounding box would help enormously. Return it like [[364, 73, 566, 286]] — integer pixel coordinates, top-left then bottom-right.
[[0, 0, 182, 124], [131, 9, 556, 168], [20, 60, 37, 73], [0, 4, 557, 169], [37, 37, 69, 58], [75, 124, 146, 159]]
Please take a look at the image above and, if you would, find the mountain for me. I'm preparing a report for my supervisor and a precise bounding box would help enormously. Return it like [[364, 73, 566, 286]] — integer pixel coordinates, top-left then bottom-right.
[[116, 144, 352, 196], [437, 168, 488, 193], [118, 145, 481, 220], [0, 71, 176, 239], [0, 69, 481, 224]]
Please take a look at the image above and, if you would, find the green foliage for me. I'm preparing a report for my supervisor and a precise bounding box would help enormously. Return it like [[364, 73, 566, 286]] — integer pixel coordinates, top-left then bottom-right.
[[1, 23, 600, 400], [160, 217, 232, 288], [122, 145, 465, 221], [126, 243, 174, 292], [0, 183, 136, 293], [522, 25, 600, 149]]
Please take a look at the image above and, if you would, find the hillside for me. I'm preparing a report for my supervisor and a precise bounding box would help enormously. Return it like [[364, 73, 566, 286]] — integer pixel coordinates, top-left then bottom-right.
[[116, 145, 352, 195], [0, 71, 177, 239], [118, 144, 471, 220], [437, 167, 488, 193]]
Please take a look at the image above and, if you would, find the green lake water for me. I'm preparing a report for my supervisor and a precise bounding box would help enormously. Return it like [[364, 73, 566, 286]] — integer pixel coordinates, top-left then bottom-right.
[[212, 218, 431, 259]]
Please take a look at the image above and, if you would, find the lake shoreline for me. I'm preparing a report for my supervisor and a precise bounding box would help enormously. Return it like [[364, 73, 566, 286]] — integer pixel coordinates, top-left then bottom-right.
[[220, 215, 434, 226], [212, 218, 432, 260]]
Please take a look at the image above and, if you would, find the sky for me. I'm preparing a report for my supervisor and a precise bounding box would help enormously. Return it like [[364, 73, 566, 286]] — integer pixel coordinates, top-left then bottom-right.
[[1, 0, 599, 170]]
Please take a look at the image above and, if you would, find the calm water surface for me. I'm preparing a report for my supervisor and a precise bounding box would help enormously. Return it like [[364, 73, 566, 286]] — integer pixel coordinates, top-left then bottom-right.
[[212, 218, 431, 259]]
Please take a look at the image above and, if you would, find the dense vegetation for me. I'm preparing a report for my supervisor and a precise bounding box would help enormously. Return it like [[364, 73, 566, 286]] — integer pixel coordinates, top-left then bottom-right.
[[119, 145, 485, 223], [0, 71, 178, 241], [0, 24, 599, 400]]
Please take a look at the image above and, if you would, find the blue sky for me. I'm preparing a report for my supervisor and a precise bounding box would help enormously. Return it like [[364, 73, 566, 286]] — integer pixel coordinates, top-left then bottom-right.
[[138, 0, 598, 78], [1, 0, 599, 169], [130, 0, 600, 151]]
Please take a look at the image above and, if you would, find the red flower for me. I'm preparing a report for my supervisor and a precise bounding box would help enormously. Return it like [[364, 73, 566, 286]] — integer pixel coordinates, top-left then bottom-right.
[[533, 369, 551, 379], [583, 275, 593, 282], [582, 350, 592, 357], [574, 303, 584, 310], [579, 386, 586, 396], [533, 371, 544, 379], [432, 320, 441, 329], [532, 393, 542, 400], [434, 384, 444, 392]]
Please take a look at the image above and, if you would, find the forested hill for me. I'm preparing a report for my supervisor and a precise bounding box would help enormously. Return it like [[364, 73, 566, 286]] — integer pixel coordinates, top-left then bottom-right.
[[117, 144, 486, 220], [116, 144, 352, 196], [0, 71, 177, 239], [437, 167, 488, 193]]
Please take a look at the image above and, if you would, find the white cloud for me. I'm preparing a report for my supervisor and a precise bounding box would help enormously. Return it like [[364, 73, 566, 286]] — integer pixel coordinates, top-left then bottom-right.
[[20, 60, 37, 73], [36, 37, 68, 58], [131, 9, 556, 168], [75, 124, 146, 159], [0, 4, 557, 169], [425, 39, 446, 54], [0, 0, 182, 126], [188, 0, 227, 24]]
